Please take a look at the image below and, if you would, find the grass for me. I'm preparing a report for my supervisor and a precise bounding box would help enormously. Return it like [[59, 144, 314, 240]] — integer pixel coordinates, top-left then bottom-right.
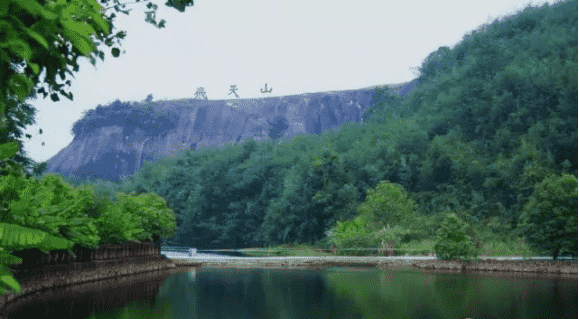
[[239, 234, 542, 258]]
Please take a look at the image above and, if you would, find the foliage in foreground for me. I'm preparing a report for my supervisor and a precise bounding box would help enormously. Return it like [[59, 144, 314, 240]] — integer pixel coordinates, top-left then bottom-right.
[[0, 142, 178, 298], [0, 222, 76, 296]]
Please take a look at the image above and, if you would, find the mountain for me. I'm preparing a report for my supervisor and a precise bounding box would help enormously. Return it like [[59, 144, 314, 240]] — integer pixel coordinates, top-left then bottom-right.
[[44, 80, 418, 183]]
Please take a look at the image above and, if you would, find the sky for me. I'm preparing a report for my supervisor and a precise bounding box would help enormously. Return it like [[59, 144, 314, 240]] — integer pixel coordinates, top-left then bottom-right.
[[17, 0, 562, 166]]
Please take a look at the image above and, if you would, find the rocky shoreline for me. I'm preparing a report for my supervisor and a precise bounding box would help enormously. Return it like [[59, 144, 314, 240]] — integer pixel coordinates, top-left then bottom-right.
[[168, 256, 577, 277]]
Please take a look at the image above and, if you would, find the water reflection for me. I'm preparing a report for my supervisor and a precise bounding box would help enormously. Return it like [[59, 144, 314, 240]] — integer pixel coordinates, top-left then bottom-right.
[[3, 266, 577, 319]]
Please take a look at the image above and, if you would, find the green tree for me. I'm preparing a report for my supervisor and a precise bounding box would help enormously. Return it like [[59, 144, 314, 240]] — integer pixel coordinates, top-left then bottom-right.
[[434, 211, 479, 262], [0, 90, 46, 178], [104, 191, 177, 243], [355, 180, 420, 235], [327, 215, 372, 255], [363, 86, 405, 124], [517, 173, 578, 260]]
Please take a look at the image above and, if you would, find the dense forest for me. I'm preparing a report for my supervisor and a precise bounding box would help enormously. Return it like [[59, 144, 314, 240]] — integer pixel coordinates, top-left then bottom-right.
[[9, 0, 578, 258]]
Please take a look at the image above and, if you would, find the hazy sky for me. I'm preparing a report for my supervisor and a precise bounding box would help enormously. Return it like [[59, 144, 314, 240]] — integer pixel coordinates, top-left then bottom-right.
[[18, 0, 560, 165]]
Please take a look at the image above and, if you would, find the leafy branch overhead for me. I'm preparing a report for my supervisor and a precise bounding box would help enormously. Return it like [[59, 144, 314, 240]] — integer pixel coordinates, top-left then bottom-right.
[[0, 0, 194, 144], [0, 0, 195, 178]]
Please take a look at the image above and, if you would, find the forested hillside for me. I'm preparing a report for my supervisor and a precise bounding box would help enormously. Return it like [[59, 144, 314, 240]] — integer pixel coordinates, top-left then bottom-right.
[[37, 0, 577, 257]]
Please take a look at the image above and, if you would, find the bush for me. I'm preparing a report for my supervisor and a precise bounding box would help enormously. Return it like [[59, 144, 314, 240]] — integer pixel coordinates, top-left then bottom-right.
[[95, 205, 143, 245], [517, 173, 578, 260], [106, 191, 177, 242], [434, 211, 479, 262], [328, 215, 411, 256], [327, 215, 374, 255], [368, 224, 411, 256], [355, 180, 420, 238]]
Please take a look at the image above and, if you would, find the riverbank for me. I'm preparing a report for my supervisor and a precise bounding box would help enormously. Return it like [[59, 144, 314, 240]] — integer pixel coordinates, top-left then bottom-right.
[[0, 255, 177, 313], [167, 255, 577, 277]]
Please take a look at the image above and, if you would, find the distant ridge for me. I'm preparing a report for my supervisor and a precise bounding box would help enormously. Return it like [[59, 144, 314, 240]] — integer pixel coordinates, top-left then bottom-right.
[[272, 79, 420, 97], [355, 79, 418, 91]]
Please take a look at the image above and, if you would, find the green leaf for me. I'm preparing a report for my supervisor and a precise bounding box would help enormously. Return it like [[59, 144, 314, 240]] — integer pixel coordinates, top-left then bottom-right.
[[111, 47, 120, 57], [0, 142, 19, 160], [23, 28, 49, 50], [3, 39, 32, 61], [0, 222, 75, 252], [37, 87, 47, 98], [59, 90, 73, 100], [28, 62, 40, 75], [79, 0, 110, 34], [61, 20, 96, 56], [0, 0, 9, 17], [13, 0, 44, 16], [8, 74, 33, 101], [50, 93, 59, 102], [0, 273, 21, 294]]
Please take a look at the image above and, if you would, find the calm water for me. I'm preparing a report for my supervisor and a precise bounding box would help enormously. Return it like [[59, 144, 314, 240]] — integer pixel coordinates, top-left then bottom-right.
[[4, 265, 577, 319]]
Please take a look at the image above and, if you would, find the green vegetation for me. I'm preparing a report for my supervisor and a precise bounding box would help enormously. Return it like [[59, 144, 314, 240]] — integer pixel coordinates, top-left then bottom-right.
[[30, 0, 576, 261], [518, 173, 578, 260], [0, 222, 76, 296], [433, 211, 479, 262], [1, 1, 577, 300], [0, 0, 194, 178], [0, 0, 194, 298], [0, 143, 177, 296]]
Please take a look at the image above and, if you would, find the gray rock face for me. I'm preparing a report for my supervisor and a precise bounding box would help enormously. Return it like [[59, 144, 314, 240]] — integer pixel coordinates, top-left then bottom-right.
[[45, 80, 417, 183]]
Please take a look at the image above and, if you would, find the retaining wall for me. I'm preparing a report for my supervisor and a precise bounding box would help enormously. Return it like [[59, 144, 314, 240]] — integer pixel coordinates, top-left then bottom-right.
[[0, 241, 176, 311], [9, 241, 161, 267]]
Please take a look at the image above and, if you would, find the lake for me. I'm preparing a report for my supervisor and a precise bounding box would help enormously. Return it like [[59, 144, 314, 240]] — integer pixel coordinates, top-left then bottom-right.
[[3, 265, 577, 319]]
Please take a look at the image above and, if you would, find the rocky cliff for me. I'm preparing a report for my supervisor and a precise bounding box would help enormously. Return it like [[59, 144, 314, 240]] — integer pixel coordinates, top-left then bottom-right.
[[45, 80, 418, 183]]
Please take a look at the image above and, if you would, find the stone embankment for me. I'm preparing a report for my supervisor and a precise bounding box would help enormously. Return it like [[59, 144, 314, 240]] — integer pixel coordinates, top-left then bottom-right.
[[0, 242, 177, 312], [168, 255, 577, 277]]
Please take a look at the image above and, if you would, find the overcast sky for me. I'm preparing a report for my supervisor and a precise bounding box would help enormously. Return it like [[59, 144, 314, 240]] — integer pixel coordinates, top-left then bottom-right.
[[18, 0, 560, 165]]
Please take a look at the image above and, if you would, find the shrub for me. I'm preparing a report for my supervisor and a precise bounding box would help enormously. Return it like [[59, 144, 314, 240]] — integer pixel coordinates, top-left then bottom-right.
[[355, 180, 420, 239], [327, 215, 374, 255], [95, 194, 145, 245], [107, 191, 177, 242], [328, 215, 411, 256], [433, 211, 479, 262], [369, 224, 411, 256]]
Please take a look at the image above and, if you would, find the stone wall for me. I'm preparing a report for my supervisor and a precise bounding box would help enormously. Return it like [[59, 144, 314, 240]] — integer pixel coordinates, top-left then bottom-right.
[[0, 242, 175, 311], [8, 241, 161, 268]]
